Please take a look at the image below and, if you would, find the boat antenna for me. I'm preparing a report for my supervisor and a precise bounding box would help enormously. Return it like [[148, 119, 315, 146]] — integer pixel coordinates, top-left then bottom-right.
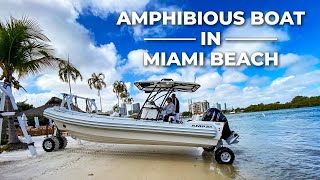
[[194, 76, 197, 83]]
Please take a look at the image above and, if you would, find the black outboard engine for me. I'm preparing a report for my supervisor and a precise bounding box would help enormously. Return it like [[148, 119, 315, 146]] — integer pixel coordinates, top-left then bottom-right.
[[202, 108, 233, 140]]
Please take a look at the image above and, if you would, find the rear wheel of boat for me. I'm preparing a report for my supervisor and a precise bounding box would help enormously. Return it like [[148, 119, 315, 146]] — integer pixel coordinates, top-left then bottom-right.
[[203, 146, 215, 152], [214, 147, 235, 164], [57, 136, 68, 149], [42, 136, 60, 152]]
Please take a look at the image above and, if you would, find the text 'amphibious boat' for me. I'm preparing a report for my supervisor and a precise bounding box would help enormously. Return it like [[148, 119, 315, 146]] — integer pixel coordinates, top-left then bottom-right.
[[43, 79, 239, 164]]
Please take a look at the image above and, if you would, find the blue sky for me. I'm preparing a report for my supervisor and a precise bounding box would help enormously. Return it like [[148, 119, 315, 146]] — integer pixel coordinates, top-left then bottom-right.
[[0, 0, 319, 111], [76, 0, 320, 82]]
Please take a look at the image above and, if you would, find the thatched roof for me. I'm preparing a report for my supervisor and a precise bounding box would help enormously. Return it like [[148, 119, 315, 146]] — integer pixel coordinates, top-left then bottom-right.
[[21, 97, 83, 117]]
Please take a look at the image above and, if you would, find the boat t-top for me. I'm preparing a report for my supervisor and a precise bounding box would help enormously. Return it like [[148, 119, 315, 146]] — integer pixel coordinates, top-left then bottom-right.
[[43, 79, 239, 164]]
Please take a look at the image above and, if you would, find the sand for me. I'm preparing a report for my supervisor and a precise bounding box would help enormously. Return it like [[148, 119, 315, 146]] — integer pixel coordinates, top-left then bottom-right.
[[0, 136, 238, 180]]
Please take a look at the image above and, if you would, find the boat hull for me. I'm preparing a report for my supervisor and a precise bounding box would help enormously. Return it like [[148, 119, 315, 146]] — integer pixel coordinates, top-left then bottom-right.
[[44, 107, 225, 147]]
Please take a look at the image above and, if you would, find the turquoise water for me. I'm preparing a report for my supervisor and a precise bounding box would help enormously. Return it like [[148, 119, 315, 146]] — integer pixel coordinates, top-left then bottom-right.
[[226, 106, 320, 179]]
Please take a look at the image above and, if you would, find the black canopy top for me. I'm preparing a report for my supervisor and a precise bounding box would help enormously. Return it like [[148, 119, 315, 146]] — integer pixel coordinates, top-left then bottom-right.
[[134, 79, 200, 93]]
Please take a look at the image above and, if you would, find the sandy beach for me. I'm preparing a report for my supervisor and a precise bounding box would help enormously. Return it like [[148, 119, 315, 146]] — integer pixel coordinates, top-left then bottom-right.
[[0, 136, 238, 180]]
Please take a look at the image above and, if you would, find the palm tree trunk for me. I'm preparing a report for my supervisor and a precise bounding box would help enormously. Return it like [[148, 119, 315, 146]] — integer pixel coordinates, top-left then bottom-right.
[[117, 93, 120, 112], [67, 58, 72, 95], [68, 75, 72, 95], [99, 90, 102, 112], [5, 93, 19, 144]]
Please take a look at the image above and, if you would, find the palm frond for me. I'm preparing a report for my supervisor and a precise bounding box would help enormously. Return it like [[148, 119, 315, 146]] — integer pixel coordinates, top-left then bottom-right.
[[57, 59, 82, 83], [88, 72, 106, 92], [0, 16, 67, 89]]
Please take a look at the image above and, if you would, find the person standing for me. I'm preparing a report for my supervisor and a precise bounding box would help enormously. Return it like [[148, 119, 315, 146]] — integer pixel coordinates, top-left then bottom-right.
[[171, 93, 180, 122]]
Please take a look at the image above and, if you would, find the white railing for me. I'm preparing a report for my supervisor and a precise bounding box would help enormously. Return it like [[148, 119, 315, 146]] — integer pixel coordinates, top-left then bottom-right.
[[0, 82, 37, 156], [61, 93, 98, 113]]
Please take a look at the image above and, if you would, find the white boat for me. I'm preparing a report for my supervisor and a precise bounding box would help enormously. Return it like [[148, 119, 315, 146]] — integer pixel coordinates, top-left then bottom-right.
[[191, 114, 203, 121], [43, 79, 239, 164]]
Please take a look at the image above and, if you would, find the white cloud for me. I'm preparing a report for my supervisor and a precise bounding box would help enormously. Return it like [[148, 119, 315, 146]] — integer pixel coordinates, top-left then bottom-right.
[[222, 70, 248, 83], [242, 86, 260, 95], [271, 76, 295, 87], [270, 71, 320, 89], [284, 55, 319, 75], [271, 53, 320, 75], [126, 20, 318, 111], [130, 70, 320, 111], [73, 0, 150, 16], [130, 25, 168, 41], [14, 92, 58, 107], [129, 5, 182, 41], [279, 53, 300, 68], [0, 0, 125, 110], [248, 75, 270, 86], [214, 22, 289, 55], [122, 49, 167, 74], [196, 72, 222, 89]]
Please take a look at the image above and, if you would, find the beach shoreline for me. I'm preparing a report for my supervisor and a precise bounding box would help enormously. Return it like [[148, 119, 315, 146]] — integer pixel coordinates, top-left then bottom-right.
[[0, 136, 238, 180]]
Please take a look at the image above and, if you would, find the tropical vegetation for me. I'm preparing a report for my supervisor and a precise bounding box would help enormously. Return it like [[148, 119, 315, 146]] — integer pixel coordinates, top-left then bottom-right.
[[226, 96, 320, 113], [58, 57, 83, 94], [17, 101, 34, 112], [243, 96, 320, 112], [88, 73, 106, 111], [181, 111, 192, 117], [112, 80, 128, 111], [0, 17, 71, 144]]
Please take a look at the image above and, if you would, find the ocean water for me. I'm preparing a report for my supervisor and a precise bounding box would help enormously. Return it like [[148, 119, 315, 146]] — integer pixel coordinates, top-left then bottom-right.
[[225, 106, 320, 179]]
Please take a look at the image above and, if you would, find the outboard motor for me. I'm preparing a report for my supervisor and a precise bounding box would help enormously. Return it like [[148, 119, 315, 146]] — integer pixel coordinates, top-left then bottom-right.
[[202, 108, 233, 140]]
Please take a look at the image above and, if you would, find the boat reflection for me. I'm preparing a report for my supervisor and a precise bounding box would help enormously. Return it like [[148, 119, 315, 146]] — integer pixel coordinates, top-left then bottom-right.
[[202, 151, 238, 178]]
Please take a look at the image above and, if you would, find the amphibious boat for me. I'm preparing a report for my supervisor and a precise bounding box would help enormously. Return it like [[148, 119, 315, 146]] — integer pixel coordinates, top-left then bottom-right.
[[43, 79, 239, 164]]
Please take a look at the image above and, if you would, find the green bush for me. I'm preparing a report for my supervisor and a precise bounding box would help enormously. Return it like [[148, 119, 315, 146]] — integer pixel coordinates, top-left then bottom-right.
[[17, 102, 34, 112], [181, 111, 192, 117], [26, 115, 48, 127], [1, 144, 9, 151]]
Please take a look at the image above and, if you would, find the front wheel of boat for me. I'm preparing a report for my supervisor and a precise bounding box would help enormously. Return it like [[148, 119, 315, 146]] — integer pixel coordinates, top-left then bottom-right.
[[42, 137, 57, 152], [214, 147, 235, 164], [57, 136, 68, 149]]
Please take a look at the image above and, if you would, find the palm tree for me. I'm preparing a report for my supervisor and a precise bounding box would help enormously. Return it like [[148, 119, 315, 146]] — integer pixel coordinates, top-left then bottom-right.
[[120, 91, 129, 100], [58, 56, 82, 95], [112, 80, 127, 111], [0, 17, 68, 144], [112, 104, 119, 113], [88, 73, 106, 111], [125, 97, 134, 115]]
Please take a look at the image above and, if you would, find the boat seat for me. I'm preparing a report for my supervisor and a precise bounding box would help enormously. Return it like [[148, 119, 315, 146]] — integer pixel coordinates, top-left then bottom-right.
[[168, 116, 175, 123]]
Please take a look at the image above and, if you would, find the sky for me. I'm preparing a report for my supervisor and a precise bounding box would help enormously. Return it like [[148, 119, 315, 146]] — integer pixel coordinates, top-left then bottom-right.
[[0, 0, 319, 112]]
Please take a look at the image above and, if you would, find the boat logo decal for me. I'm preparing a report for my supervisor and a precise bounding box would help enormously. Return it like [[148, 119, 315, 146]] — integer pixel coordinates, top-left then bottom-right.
[[192, 124, 213, 128]]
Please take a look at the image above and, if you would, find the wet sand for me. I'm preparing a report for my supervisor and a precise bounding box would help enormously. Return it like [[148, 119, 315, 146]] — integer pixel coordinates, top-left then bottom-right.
[[0, 136, 239, 180]]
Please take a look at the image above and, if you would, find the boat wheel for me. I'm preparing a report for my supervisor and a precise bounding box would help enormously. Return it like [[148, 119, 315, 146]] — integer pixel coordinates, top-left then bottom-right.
[[57, 136, 68, 149], [203, 146, 215, 152], [42, 136, 60, 152], [214, 147, 235, 164]]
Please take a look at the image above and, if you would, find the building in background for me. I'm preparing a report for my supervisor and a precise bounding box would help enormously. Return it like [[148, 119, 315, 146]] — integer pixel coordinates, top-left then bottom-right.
[[216, 102, 221, 110], [188, 100, 209, 114], [132, 103, 140, 114], [224, 103, 227, 110], [120, 103, 127, 116]]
